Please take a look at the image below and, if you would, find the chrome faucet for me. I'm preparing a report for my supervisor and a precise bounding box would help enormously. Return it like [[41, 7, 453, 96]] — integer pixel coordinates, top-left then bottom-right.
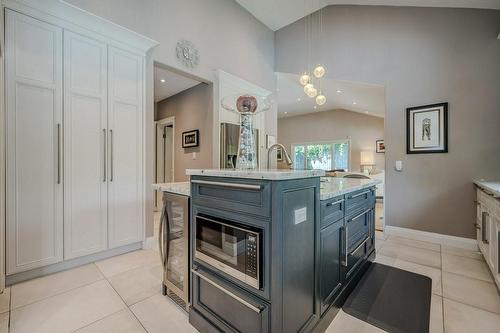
[[267, 143, 293, 169]]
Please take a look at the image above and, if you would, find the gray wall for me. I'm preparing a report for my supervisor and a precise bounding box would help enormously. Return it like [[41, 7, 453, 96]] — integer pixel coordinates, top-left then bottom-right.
[[278, 110, 385, 172], [276, 6, 500, 238], [156, 84, 213, 182]]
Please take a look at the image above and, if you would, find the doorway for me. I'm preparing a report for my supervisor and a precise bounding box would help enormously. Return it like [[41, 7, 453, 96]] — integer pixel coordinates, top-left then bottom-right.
[[154, 117, 175, 210]]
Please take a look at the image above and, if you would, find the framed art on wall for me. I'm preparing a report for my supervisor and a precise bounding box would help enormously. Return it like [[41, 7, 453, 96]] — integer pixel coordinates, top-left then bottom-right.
[[376, 140, 385, 153], [182, 129, 199, 148], [406, 103, 448, 154]]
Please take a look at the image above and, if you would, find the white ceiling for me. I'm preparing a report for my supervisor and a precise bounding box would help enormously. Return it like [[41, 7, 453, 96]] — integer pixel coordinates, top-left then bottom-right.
[[236, 0, 500, 31], [154, 66, 201, 102], [276, 72, 386, 118]]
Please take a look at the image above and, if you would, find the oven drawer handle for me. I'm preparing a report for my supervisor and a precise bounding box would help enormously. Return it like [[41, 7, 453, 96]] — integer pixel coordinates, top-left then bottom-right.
[[326, 199, 344, 207], [352, 236, 370, 255], [349, 190, 371, 199], [192, 269, 263, 314], [192, 180, 262, 191], [348, 208, 371, 222]]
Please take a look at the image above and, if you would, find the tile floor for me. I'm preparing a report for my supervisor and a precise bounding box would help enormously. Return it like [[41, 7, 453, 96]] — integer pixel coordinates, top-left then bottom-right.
[[0, 221, 499, 332]]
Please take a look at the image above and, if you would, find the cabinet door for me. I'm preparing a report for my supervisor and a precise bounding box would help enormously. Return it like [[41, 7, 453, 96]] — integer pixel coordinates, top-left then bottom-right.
[[319, 220, 343, 315], [5, 10, 63, 274], [107, 47, 144, 248], [64, 31, 108, 259]]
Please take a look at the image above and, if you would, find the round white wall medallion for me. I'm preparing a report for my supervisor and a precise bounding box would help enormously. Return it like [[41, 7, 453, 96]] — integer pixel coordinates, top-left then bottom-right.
[[176, 40, 199, 69]]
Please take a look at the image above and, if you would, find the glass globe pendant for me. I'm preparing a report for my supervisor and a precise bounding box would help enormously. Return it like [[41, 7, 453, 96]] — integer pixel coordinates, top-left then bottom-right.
[[316, 93, 326, 105], [307, 87, 318, 98], [313, 65, 326, 78], [299, 73, 310, 86], [303, 83, 314, 94]]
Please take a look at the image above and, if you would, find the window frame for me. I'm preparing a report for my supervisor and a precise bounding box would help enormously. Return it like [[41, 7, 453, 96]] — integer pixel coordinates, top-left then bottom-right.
[[291, 139, 351, 171]]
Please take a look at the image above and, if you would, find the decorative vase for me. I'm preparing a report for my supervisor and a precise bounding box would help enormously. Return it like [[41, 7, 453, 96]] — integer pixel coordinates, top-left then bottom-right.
[[221, 94, 271, 170]]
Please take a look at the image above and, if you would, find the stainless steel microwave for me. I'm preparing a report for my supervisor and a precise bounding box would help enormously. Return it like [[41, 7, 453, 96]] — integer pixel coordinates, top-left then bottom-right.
[[194, 214, 262, 289]]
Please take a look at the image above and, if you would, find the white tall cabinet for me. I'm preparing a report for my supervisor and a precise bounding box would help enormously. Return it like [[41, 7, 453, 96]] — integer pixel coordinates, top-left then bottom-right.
[[6, 10, 64, 274], [3, 1, 156, 278], [63, 31, 108, 260]]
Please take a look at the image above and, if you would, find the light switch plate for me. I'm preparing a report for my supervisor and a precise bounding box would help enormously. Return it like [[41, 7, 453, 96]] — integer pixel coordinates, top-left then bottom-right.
[[395, 160, 403, 172]]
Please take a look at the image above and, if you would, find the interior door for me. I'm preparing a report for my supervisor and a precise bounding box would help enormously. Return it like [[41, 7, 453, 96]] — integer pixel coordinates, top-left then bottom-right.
[[5, 10, 63, 273], [63, 30, 108, 259], [107, 46, 144, 248]]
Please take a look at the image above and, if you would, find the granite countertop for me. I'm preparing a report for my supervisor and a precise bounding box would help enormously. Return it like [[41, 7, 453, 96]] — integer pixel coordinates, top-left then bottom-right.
[[186, 169, 325, 180], [474, 180, 500, 198], [152, 182, 190, 196], [320, 177, 382, 201]]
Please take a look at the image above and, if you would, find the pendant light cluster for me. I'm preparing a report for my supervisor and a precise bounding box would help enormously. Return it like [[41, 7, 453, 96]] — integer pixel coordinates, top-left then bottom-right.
[[299, 2, 326, 107]]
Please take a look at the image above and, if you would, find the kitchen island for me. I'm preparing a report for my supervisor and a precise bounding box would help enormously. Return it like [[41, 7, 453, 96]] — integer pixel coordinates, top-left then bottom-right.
[[179, 169, 379, 333]]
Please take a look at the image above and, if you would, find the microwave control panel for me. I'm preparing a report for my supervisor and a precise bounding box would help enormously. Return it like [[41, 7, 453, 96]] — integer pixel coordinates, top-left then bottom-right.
[[246, 233, 259, 279]]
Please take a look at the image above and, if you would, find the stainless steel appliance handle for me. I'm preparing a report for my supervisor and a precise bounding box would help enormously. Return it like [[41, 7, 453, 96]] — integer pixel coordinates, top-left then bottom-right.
[[57, 124, 61, 184], [482, 212, 489, 244], [349, 190, 371, 199], [326, 199, 344, 207], [191, 179, 262, 191], [109, 129, 114, 182], [158, 202, 165, 267], [192, 269, 263, 314], [342, 226, 348, 267], [348, 208, 371, 222], [352, 237, 370, 254], [102, 129, 107, 182]]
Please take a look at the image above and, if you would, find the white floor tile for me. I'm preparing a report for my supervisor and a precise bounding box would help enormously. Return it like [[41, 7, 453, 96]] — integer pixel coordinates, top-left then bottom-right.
[[130, 294, 196, 333], [10, 280, 126, 333], [385, 235, 441, 252], [0, 287, 10, 314], [373, 254, 396, 266], [11, 264, 103, 309], [75, 309, 146, 333], [442, 253, 493, 282], [392, 259, 443, 296], [430, 295, 443, 333], [378, 242, 441, 268], [108, 263, 163, 306], [95, 250, 160, 278], [444, 298, 500, 333], [441, 244, 482, 261], [442, 272, 500, 314], [0, 312, 8, 333], [375, 230, 388, 241], [325, 310, 385, 333]]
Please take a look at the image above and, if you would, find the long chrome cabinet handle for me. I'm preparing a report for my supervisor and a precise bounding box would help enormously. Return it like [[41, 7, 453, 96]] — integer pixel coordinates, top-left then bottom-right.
[[326, 199, 344, 207], [349, 190, 371, 199], [191, 179, 262, 191], [349, 208, 371, 222], [110, 129, 114, 182], [342, 226, 348, 267], [192, 269, 263, 314], [57, 124, 61, 184], [158, 202, 165, 267], [352, 236, 370, 254], [102, 129, 107, 182]]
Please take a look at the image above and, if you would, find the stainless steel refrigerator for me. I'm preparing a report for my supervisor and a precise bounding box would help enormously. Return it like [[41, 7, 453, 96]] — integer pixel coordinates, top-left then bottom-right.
[[159, 192, 190, 311], [220, 122, 259, 169]]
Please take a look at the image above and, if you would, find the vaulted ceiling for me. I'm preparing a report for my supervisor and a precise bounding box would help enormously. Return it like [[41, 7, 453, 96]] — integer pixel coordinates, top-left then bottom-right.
[[235, 0, 500, 31]]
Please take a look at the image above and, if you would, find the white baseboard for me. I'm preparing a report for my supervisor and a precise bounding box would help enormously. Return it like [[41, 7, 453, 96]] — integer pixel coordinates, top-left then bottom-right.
[[142, 237, 155, 250], [384, 226, 478, 251]]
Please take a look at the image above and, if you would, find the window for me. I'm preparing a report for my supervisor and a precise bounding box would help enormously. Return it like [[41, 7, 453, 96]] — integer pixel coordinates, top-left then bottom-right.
[[292, 140, 350, 171]]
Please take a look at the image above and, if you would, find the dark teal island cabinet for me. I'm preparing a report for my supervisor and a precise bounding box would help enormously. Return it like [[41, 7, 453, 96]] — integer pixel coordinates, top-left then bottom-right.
[[186, 169, 379, 333]]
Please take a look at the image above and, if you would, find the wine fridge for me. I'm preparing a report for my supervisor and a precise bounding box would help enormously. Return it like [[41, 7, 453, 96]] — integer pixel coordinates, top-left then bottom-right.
[[159, 192, 190, 311]]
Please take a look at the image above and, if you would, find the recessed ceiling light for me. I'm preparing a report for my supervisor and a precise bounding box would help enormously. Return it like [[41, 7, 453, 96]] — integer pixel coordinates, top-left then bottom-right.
[[336, 90, 342, 94], [160, 79, 166, 83], [297, 98, 301, 102], [284, 111, 288, 114], [352, 101, 357, 105], [314, 105, 317, 110]]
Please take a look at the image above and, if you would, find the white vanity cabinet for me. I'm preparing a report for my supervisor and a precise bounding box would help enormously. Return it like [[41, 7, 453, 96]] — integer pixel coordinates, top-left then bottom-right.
[[4, 3, 155, 276], [476, 187, 500, 289]]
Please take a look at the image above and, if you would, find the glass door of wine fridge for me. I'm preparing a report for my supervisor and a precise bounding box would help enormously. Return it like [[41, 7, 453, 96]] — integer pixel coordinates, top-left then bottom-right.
[[159, 192, 189, 310]]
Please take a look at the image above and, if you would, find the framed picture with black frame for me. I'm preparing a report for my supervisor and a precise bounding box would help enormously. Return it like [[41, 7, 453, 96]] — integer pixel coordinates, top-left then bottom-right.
[[376, 140, 385, 153], [182, 129, 199, 148], [406, 103, 448, 154]]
